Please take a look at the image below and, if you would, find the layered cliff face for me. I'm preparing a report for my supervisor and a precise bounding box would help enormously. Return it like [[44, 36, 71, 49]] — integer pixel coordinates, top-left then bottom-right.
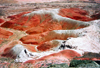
[[0, 7, 100, 67]]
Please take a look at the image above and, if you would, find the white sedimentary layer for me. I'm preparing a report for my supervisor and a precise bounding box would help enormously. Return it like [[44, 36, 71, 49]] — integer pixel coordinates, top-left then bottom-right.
[[14, 45, 60, 62], [64, 20, 100, 54], [11, 44, 26, 56], [23, 9, 90, 26]]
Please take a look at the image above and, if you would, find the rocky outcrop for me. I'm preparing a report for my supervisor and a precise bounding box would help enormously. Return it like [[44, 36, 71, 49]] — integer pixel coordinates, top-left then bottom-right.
[[91, 11, 100, 19]]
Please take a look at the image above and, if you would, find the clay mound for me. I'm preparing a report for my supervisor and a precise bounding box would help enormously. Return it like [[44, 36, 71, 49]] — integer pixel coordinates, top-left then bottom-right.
[[1, 44, 37, 58], [26, 21, 62, 34], [59, 8, 92, 21], [23, 44, 37, 52], [0, 41, 19, 58], [37, 41, 59, 51], [0, 28, 13, 45], [18, 8, 93, 45], [8, 12, 30, 20], [0, 28, 13, 36], [0, 28, 13, 39], [1, 12, 40, 31], [24, 49, 81, 67], [39, 49, 81, 60], [1, 8, 92, 31]]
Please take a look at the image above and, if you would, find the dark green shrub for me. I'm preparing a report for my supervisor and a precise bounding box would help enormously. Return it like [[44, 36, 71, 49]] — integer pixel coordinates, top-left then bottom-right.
[[69, 60, 99, 68]]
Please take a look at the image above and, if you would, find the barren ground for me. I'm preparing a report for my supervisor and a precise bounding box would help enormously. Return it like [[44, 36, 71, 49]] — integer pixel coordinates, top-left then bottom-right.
[[0, 2, 100, 68]]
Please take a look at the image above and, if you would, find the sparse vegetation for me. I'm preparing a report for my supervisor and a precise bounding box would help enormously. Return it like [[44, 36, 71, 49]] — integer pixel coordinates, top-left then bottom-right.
[[69, 60, 99, 67], [40, 63, 69, 68]]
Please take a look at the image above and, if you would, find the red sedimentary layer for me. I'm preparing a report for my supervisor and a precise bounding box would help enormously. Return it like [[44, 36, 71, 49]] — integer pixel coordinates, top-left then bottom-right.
[[0, 28, 13, 45], [0, 40, 3, 44], [23, 8, 94, 46], [0, 19, 4, 23], [37, 42, 56, 51], [2, 8, 93, 50], [0, 28, 13, 36], [0, 41, 37, 58], [1, 8, 93, 31], [59, 8, 92, 21], [23, 44, 37, 52], [0, 28, 13, 39], [24, 49, 81, 67], [74, 57, 100, 61], [0, 41, 19, 56]]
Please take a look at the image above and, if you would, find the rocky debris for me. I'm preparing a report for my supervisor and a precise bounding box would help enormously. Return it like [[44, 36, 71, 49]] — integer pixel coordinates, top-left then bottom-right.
[[59, 43, 77, 50], [91, 11, 100, 19]]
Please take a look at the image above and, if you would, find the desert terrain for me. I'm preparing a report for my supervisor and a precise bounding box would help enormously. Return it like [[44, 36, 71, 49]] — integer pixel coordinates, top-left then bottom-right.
[[0, 1, 100, 68]]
